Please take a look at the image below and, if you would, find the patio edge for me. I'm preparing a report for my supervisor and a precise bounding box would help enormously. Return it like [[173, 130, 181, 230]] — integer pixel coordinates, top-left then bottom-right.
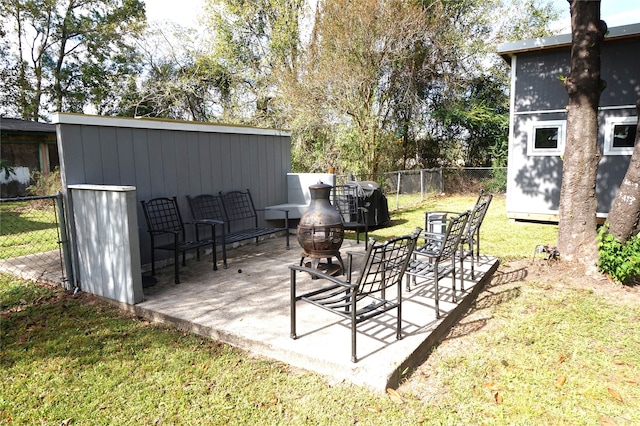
[[385, 258, 501, 389]]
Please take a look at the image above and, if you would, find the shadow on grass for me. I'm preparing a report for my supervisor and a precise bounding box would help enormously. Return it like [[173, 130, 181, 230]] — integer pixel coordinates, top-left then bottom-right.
[[443, 267, 527, 341], [0, 208, 58, 237]]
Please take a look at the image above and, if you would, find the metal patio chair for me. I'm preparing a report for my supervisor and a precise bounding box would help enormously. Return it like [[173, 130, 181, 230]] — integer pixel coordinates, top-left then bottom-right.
[[332, 184, 369, 248], [405, 211, 469, 319], [424, 191, 493, 282], [188, 191, 290, 269], [289, 228, 421, 362], [141, 196, 216, 284], [458, 192, 493, 279]]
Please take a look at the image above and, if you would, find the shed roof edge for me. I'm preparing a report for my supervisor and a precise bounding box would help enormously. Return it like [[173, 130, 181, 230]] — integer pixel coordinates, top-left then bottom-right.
[[497, 22, 640, 59], [51, 113, 291, 137]]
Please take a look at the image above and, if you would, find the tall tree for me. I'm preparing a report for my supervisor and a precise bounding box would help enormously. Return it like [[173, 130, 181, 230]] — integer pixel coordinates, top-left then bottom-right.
[[606, 101, 640, 242], [291, 0, 438, 175], [1, 0, 145, 120], [202, 0, 305, 126], [557, 0, 607, 265], [112, 24, 233, 121]]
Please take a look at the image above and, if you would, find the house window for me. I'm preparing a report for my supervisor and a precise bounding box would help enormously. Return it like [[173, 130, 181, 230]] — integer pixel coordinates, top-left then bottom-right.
[[604, 116, 637, 155], [528, 120, 565, 156]]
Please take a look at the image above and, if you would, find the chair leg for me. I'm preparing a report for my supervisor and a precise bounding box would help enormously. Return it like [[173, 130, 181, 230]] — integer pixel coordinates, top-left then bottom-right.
[[290, 269, 297, 339], [351, 297, 358, 363], [151, 248, 156, 276], [222, 242, 228, 269], [174, 237, 180, 284], [434, 268, 440, 319], [451, 262, 457, 303], [174, 252, 180, 284], [459, 255, 464, 292], [212, 240, 217, 271], [470, 241, 476, 279], [396, 304, 402, 340]]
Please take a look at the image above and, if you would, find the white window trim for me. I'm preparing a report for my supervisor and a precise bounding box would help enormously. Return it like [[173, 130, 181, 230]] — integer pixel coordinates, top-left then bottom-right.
[[527, 120, 565, 156], [604, 116, 637, 156]]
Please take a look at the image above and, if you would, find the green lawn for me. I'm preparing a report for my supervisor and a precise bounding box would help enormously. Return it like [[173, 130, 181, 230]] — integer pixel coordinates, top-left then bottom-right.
[[3, 195, 637, 425], [0, 201, 60, 259], [368, 193, 558, 260]]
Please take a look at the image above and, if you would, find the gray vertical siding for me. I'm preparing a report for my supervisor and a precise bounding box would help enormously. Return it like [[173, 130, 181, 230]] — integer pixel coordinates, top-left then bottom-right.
[[514, 49, 570, 113], [54, 114, 291, 269], [69, 184, 143, 304], [504, 34, 640, 220]]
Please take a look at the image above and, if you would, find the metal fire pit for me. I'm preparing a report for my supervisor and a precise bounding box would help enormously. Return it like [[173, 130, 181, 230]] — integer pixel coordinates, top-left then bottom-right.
[[297, 182, 345, 275]]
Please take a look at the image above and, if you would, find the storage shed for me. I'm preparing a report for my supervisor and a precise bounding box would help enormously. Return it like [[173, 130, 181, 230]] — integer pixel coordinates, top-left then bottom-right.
[[52, 113, 292, 303], [497, 23, 640, 222]]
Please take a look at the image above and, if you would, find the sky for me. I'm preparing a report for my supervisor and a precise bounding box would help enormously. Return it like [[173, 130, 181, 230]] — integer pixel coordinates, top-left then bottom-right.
[[144, 0, 640, 33], [551, 0, 640, 32]]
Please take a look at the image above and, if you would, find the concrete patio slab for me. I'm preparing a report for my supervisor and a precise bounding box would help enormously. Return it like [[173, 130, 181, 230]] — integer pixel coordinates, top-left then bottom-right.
[[133, 235, 499, 392]]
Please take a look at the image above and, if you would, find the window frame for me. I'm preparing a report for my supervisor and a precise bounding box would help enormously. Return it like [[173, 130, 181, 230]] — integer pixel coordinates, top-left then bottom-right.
[[603, 116, 637, 156], [527, 120, 566, 156]]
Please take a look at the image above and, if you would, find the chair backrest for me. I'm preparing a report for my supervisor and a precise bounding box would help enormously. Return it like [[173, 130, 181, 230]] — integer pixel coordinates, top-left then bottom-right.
[[464, 192, 493, 240], [220, 189, 258, 229], [434, 211, 469, 262], [332, 184, 362, 224], [187, 194, 225, 222], [356, 228, 421, 296], [141, 197, 184, 234]]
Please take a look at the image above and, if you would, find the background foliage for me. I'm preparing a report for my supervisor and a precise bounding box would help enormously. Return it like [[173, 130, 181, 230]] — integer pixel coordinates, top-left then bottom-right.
[[0, 0, 559, 175]]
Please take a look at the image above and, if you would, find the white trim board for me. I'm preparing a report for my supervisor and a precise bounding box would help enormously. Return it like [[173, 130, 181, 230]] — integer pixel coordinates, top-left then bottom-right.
[[51, 113, 291, 137]]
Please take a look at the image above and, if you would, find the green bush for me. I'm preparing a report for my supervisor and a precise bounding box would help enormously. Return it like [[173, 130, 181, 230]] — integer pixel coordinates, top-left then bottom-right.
[[482, 167, 507, 193], [1, 159, 15, 180], [26, 167, 62, 196], [597, 224, 640, 285]]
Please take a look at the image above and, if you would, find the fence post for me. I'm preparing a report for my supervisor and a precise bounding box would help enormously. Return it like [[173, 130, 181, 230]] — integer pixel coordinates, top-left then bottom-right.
[[439, 168, 444, 193], [56, 192, 74, 290], [420, 169, 424, 201], [395, 172, 401, 210]]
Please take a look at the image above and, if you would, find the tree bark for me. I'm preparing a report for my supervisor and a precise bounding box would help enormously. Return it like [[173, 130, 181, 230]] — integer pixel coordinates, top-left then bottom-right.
[[606, 100, 640, 242], [557, 0, 606, 266]]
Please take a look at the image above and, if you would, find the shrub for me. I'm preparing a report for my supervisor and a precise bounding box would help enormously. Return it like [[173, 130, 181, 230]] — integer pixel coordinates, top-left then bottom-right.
[[26, 167, 62, 196], [483, 167, 507, 193], [1, 159, 15, 180], [597, 224, 640, 285]]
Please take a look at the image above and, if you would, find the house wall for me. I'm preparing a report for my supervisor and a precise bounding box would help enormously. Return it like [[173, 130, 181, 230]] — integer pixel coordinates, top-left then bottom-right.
[[0, 137, 58, 197], [506, 38, 639, 221], [53, 113, 292, 278]]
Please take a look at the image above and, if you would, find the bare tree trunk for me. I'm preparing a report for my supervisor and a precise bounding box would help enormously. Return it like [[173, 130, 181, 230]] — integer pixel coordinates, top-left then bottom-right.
[[606, 100, 640, 242], [557, 0, 607, 266]]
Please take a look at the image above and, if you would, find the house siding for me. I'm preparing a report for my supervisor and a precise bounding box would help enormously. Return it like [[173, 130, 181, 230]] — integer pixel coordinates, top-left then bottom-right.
[[501, 27, 640, 221]]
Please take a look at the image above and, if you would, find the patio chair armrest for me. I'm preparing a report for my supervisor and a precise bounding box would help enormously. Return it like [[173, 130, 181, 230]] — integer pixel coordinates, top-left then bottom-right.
[[193, 218, 225, 226], [289, 264, 356, 289], [420, 230, 446, 240], [258, 207, 289, 214], [149, 228, 180, 236], [259, 207, 290, 223]]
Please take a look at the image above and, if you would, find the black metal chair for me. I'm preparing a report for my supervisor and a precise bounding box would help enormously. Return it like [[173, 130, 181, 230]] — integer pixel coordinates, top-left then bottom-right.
[[332, 184, 369, 248], [459, 192, 493, 279], [141, 197, 216, 284], [405, 211, 469, 318], [289, 228, 421, 363], [188, 191, 290, 269], [424, 191, 493, 282], [186, 193, 226, 266]]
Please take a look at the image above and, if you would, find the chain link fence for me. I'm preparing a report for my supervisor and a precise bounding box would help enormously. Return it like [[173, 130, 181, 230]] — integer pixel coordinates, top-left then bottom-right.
[[337, 167, 506, 210], [0, 168, 504, 286], [0, 194, 69, 286]]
